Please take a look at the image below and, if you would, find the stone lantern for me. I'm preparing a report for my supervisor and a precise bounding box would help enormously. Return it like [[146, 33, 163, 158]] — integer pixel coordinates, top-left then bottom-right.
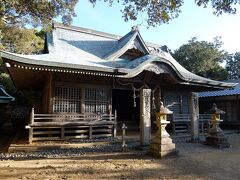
[[149, 102, 178, 158], [205, 103, 230, 148]]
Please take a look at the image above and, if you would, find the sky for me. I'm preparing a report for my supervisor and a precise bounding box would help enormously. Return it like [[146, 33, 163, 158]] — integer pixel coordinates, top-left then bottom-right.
[[71, 1, 240, 53]]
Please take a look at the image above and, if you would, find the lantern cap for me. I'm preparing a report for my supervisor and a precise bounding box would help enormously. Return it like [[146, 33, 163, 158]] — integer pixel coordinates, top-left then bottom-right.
[[159, 101, 173, 115], [209, 103, 225, 114]]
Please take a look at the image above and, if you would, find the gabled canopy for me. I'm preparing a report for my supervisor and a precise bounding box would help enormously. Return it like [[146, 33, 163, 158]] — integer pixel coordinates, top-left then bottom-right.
[[104, 27, 150, 60], [0, 22, 237, 90]]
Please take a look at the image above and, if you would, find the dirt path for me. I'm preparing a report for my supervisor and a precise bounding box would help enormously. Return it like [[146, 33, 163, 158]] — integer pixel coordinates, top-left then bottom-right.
[[0, 134, 239, 180]]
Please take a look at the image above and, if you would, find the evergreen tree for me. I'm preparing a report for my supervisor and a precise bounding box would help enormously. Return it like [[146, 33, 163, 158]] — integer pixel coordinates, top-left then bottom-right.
[[173, 37, 228, 80], [1, 0, 240, 28], [226, 52, 240, 79]]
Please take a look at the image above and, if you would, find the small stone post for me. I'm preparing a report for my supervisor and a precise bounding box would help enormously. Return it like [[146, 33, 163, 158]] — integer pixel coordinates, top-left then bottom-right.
[[113, 110, 117, 138], [149, 102, 178, 158], [205, 103, 230, 148], [122, 123, 127, 151], [189, 92, 200, 142], [28, 108, 34, 144], [140, 88, 151, 146]]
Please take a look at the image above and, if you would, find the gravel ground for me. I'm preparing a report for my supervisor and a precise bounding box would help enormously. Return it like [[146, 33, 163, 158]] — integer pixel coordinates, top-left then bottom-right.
[[0, 139, 148, 161], [0, 133, 239, 179]]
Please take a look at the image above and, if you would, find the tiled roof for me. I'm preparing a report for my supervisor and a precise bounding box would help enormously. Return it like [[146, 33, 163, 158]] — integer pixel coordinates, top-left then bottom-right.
[[0, 22, 237, 89], [199, 79, 240, 97]]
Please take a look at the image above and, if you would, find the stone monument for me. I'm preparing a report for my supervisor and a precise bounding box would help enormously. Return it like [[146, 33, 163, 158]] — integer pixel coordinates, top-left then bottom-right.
[[140, 89, 151, 146], [149, 102, 178, 158]]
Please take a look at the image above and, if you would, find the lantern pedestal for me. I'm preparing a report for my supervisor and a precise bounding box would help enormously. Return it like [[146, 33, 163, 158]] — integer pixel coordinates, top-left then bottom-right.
[[205, 119, 230, 148], [205, 104, 230, 148], [149, 106, 178, 158], [205, 136, 230, 148]]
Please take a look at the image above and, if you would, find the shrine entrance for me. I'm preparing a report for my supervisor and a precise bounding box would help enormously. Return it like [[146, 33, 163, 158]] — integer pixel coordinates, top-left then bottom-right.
[[112, 89, 140, 131]]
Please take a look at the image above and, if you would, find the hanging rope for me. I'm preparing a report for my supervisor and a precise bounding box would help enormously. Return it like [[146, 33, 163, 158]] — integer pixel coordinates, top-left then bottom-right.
[[116, 80, 162, 109], [116, 79, 148, 107], [132, 86, 137, 107], [151, 85, 161, 111], [152, 90, 156, 110]]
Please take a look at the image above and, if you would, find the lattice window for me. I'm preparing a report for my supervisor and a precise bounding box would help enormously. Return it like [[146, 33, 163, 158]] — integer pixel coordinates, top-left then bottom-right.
[[85, 88, 109, 113], [53, 86, 81, 113]]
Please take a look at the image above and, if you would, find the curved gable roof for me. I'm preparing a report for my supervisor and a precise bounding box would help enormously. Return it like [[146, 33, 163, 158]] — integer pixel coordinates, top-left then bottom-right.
[[104, 27, 150, 60], [118, 53, 237, 89], [0, 22, 236, 90]]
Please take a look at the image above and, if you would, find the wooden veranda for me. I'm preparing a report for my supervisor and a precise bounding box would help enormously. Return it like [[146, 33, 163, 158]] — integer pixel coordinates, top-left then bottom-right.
[[26, 108, 117, 143]]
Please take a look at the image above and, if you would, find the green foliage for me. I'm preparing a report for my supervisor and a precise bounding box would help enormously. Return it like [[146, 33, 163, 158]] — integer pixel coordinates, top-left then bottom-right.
[[89, 0, 240, 27], [90, 0, 183, 27], [0, 22, 44, 93], [173, 37, 228, 80], [0, 58, 13, 93], [1, 0, 239, 28], [206, 65, 228, 81], [0, 24, 44, 54], [1, 0, 78, 27], [196, 0, 240, 16], [0, 72, 15, 95], [226, 52, 240, 79]]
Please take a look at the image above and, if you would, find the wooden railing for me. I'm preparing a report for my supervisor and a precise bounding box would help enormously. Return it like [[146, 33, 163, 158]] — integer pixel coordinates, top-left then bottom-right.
[[171, 114, 211, 135], [26, 108, 117, 143], [199, 114, 211, 133]]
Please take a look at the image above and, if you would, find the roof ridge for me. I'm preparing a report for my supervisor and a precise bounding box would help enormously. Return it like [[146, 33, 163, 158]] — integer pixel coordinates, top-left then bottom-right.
[[118, 29, 136, 42], [53, 21, 121, 40], [52, 21, 162, 49]]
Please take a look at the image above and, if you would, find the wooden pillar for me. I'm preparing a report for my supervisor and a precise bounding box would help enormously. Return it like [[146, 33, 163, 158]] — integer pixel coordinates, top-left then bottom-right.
[[48, 73, 53, 113], [189, 92, 199, 142], [140, 88, 151, 146]]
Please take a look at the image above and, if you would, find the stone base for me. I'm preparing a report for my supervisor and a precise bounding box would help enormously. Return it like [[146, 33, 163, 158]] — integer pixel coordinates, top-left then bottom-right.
[[150, 142, 175, 151], [205, 136, 231, 148], [149, 150, 178, 158], [149, 147, 178, 158], [149, 119, 178, 159], [149, 138, 178, 159]]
